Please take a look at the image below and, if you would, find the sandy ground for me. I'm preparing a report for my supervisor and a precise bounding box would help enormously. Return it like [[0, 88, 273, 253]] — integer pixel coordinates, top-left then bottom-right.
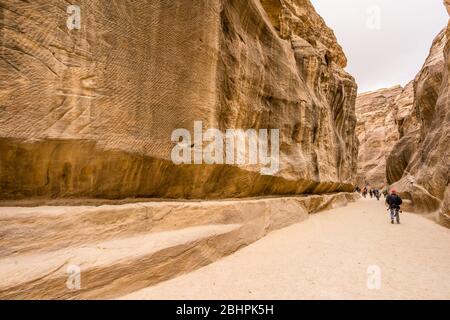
[[121, 197, 450, 300]]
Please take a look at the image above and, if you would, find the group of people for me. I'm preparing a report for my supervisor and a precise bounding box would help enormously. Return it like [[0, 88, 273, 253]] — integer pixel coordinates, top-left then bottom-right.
[[355, 186, 403, 224], [356, 186, 382, 200]]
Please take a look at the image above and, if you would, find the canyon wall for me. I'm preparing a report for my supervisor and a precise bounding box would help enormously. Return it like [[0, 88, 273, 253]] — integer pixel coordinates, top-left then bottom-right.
[[0, 192, 359, 299], [386, 26, 450, 226], [356, 23, 449, 226], [355, 83, 414, 188], [0, 0, 358, 200]]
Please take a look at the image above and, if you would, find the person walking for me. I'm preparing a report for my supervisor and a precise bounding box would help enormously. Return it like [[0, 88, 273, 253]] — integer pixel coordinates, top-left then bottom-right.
[[375, 189, 381, 200], [386, 189, 403, 224]]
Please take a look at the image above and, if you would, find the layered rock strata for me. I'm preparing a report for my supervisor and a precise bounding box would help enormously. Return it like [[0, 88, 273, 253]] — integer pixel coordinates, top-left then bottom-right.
[[0, 192, 359, 299], [0, 0, 358, 200], [387, 27, 450, 226], [355, 83, 414, 188]]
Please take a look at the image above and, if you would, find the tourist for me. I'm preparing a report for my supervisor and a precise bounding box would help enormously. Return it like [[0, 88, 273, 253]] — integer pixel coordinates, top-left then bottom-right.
[[375, 189, 381, 200], [386, 189, 403, 224], [362, 187, 368, 198]]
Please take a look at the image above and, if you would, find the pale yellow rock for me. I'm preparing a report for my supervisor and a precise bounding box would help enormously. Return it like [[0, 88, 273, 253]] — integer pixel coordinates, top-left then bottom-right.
[[355, 84, 414, 188], [355, 5, 449, 228], [0, 0, 358, 200], [387, 26, 450, 226], [0, 0, 362, 300], [355, 17, 450, 228], [0, 192, 360, 299]]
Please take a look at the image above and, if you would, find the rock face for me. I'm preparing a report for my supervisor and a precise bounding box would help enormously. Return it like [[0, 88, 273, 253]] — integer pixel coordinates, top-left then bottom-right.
[[0, 0, 358, 200], [0, 192, 359, 299], [355, 83, 414, 188], [387, 26, 450, 226], [356, 22, 450, 226]]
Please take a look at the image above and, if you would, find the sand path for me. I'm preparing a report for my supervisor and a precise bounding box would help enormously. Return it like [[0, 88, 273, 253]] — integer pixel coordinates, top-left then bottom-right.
[[121, 197, 450, 300]]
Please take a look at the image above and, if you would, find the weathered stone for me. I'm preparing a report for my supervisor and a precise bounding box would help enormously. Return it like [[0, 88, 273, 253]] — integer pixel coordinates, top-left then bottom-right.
[[386, 26, 450, 226], [355, 83, 414, 188], [0, 192, 360, 299], [0, 0, 358, 200], [355, 5, 449, 229]]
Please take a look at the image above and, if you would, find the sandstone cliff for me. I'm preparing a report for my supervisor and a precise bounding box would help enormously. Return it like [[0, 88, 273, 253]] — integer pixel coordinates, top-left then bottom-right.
[[386, 27, 450, 226], [0, 0, 358, 200], [355, 83, 414, 188], [0, 192, 359, 299]]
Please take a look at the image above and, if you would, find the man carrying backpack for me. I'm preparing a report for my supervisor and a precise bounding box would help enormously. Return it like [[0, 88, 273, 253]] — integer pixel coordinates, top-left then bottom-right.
[[386, 189, 403, 224]]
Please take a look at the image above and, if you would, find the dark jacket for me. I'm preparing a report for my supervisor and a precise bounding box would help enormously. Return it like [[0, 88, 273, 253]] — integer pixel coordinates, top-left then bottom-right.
[[386, 194, 402, 209]]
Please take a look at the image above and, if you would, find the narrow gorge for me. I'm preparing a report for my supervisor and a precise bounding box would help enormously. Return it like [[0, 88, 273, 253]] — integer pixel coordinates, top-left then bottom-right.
[[356, 25, 450, 227], [0, 0, 449, 300], [0, 0, 360, 299]]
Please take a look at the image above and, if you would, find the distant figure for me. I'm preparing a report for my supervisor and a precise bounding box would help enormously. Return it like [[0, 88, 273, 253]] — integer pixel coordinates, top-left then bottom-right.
[[386, 189, 403, 224], [375, 189, 381, 200], [369, 189, 373, 198], [362, 187, 368, 198], [355, 186, 361, 193], [382, 189, 388, 198]]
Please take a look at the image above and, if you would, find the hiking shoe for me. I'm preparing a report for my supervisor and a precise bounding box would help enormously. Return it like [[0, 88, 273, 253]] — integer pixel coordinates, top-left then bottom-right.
[[391, 220, 394, 224]]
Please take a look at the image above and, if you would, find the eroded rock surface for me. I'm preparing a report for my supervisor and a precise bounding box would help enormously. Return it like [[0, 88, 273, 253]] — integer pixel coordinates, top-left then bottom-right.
[[0, 0, 358, 200], [0, 193, 359, 299], [356, 23, 450, 226], [355, 83, 414, 188], [387, 27, 450, 226]]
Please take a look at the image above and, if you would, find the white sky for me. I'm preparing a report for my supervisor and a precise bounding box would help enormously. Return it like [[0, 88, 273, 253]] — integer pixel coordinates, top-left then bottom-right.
[[310, 0, 449, 93]]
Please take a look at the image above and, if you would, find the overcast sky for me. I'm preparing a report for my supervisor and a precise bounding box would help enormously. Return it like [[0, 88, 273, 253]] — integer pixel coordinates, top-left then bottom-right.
[[310, 0, 449, 93]]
